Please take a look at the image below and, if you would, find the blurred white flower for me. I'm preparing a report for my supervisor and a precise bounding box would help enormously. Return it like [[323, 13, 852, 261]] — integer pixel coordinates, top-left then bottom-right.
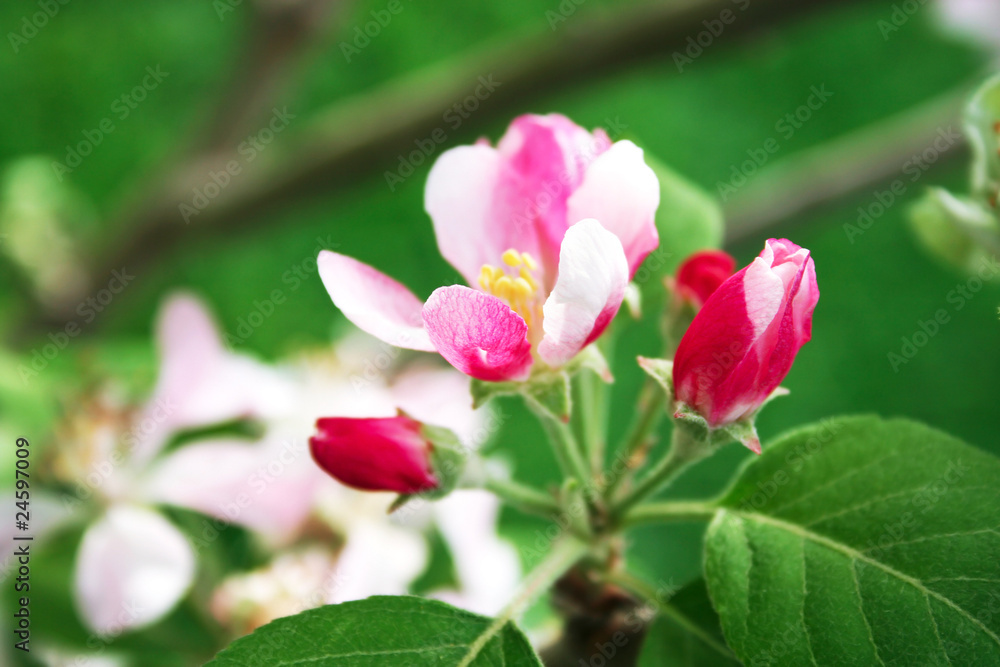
[[431, 490, 522, 616], [63, 294, 306, 635], [62, 293, 489, 638], [936, 0, 1000, 57], [211, 547, 343, 636]]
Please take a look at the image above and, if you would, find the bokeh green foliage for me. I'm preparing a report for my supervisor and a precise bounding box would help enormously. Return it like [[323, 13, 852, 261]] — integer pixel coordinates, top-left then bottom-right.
[[0, 0, 998, 663]]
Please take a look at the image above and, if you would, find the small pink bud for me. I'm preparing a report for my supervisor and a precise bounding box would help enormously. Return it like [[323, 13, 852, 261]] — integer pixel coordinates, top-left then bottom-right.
[[309, 415, 438, 494], [672, 239, 819, 432], [672, 250, 736, 309]]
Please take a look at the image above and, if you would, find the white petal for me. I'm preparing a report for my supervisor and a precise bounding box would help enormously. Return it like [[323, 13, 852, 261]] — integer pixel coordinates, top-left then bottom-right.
[[433, 491, 521, 615], [141, 437, 323, 544], [74, 505, 195, 635], [318, 250, 435, 351], [539, 219, 629, 367], [425, 144, 510, 286], [329, 521, 427, 603], [389, 364, 488, 449], [565, 141, 660, 277]]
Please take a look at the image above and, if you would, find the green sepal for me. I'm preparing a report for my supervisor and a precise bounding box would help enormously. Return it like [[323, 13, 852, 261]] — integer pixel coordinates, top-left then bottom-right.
[[523, 371, 572, 423], [389, 421, 468, 512], [636, 356, 674, 403], [470, 378, 520, 409], [672, 386, 788, 455], [564, 345, 612, 383]]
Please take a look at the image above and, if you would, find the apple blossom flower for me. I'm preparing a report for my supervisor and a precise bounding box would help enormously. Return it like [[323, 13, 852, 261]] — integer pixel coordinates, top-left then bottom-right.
[[318, 114, 660, 382], [49, 289, 483, 640], [672, 239, 819, 446], [671, 249, 736, 309], [60, 295, 309, 635]]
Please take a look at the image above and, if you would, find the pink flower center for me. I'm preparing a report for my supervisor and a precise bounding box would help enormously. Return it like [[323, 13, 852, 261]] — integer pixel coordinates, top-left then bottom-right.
[[478, 249, 543, 332]]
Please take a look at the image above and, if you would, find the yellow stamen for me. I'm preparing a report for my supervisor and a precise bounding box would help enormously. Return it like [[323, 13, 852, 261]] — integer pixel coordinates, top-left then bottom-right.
[[519, 267, 539, 292], [478, 250, 544, 337], [494, 276, 513, 301], [502, 249, 523, 267]]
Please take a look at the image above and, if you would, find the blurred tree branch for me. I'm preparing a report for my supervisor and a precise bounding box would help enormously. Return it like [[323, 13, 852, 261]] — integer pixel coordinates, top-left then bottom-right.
[[40, 0, 862, 329], [724, 81, 978, 243]]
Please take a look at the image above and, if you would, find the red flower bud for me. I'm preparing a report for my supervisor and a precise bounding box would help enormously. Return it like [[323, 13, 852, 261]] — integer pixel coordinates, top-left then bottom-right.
[[309, 415, 438, 494], [673, 239, 819, 435], [673, 250, 736, 309]]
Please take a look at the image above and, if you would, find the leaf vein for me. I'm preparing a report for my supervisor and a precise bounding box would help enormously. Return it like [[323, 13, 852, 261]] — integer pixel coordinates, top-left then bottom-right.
[[730, 510, 1000, 650]]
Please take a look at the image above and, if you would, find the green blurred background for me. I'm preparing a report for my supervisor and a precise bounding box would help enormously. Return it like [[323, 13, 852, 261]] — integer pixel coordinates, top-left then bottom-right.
[[0, 0, 997, 663]]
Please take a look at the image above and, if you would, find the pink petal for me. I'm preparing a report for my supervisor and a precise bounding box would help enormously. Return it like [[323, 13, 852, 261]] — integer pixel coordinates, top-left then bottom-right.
[[425, 114, 612, 288], [133, 294, 297, 466], [318, 250, 435, 351], [538, 220, 628, 367], [74, 505, 195, 635], [422, 285, 533, 381], [310, 415, 438, 494], [495, 114, 611, 279], [425, 144, 538, 286], [565, 140, 660, 278]]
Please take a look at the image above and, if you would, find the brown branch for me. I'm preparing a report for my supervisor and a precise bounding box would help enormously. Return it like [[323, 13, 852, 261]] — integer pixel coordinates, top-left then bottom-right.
[[723, 81, 978, 243], [72, 0, 861, 326]]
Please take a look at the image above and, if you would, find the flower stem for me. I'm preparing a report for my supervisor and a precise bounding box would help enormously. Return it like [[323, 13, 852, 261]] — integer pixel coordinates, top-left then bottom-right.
[[528, 399, 592, 495], [603, 378, 664, 498], [456, 536, 589, 667], [484, 478, 561, 518], [576, 368, 607, 477], [612, 426, 713, 520], [619, 500, 717, 527]]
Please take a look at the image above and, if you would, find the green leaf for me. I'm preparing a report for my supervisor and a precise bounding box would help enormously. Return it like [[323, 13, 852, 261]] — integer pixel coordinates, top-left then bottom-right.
[[704, 416, 1000, 666], [638, 579, 739, 667], [643, 156, 724, 282], [206, 596, 543, 667]]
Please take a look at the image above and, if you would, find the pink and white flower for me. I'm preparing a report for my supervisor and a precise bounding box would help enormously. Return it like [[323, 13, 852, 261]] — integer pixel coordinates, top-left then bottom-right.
[[319, 114, 660, 382], [672, 239, 819, 447]]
